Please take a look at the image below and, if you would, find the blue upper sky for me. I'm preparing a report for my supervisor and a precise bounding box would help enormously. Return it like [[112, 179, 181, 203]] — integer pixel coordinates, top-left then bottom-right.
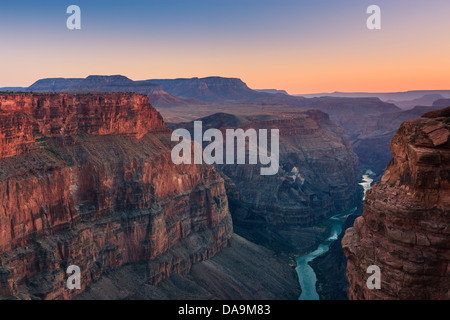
[[1, 0, 449, 93]]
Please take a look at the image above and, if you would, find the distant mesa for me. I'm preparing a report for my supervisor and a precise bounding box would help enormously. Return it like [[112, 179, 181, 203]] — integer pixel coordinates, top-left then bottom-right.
[[2, 75, 300, 106], [29, 75, 136, 91], [0, 75, 193, 108], [298, 91, 450, 110], [2, 75, 293, 107], [255, 89, 289, 95], [148, 77, 268, 103], [386, 94, 445, 110], [432, 98, 450, 107]]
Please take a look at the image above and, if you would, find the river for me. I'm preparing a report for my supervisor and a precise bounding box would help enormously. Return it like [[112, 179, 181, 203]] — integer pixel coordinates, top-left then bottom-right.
[[295, 170, 374, 300]]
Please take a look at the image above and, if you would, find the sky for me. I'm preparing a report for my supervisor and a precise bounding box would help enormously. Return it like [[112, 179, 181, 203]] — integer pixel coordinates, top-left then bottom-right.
[[0, 0, 449, 94]]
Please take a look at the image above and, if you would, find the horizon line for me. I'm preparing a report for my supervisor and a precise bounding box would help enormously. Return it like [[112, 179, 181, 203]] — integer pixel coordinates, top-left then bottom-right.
[[2, 74, 450, 96]]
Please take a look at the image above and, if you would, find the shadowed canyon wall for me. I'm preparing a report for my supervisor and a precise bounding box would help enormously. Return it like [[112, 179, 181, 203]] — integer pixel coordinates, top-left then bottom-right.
[[171, 110, 360, 254]]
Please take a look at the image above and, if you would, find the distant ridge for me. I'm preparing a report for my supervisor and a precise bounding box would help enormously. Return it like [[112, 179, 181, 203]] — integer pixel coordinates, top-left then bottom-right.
[[297, 90, 450, 105], [433, 98, 450, 107], [255, 89, 289, 95], [0, 75, 195, 108], [386, 94, 445, 110], [148, 77, 269, 103], [0, 75, 294, 106], [0, 75, 401, 130]]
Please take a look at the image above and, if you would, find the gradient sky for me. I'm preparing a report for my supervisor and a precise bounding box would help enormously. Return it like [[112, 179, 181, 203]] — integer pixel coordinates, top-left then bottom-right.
[[1, 0, 449, 94]]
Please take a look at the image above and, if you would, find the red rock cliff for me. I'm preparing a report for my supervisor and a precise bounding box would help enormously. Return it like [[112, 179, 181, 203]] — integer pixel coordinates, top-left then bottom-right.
[[0, 93, 232, 299], [0, 92, 167, 158], [342, 107, 450, 299]]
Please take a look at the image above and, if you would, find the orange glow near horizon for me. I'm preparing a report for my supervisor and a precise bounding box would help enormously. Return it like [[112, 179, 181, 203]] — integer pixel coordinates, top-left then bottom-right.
[[1, 1, 450, 94]]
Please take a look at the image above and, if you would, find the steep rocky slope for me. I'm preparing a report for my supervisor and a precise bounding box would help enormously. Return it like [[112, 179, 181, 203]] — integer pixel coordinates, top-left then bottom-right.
[[172, 110, 360, 253], [74, 234, 300, 300], [342, 107, 450, 300], [0, 92, 233, 300], [309, 204, 362, 300]]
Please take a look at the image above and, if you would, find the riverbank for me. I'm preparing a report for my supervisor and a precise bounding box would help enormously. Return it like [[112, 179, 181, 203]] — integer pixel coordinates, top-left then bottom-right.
[[295, 170, 374, 300], [295, 208, 356, 300], [75, 234, 300, 300]]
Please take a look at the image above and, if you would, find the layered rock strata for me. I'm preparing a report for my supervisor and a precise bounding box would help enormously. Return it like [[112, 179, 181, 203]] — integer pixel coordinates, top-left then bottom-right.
[[181, 110, 360, 228], [342, 107, 450, 300], [0, 93, 232, 299], [171, 111, 360, 254]]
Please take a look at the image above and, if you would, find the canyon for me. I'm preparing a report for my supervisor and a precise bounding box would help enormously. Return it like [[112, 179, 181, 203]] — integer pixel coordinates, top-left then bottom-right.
[[3, 75, 424, 180], [0, 92, 303, 300], [0, 89, 363, 299], [170, 111, 361, 254], [1, 77, 447, 300], [343, 107, 450, 299], [0, 92, 236, 299], [351, 106, 446, 180]]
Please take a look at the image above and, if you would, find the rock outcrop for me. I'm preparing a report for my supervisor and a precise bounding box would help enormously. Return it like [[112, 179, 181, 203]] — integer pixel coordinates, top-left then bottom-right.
[[342, 108, 450, 300], [352, 106, 444, 180], [0, 92, 233, 300]]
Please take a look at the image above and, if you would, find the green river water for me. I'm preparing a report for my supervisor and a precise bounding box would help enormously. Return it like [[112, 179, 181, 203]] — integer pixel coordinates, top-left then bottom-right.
[[295, 171, 374, 300]]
